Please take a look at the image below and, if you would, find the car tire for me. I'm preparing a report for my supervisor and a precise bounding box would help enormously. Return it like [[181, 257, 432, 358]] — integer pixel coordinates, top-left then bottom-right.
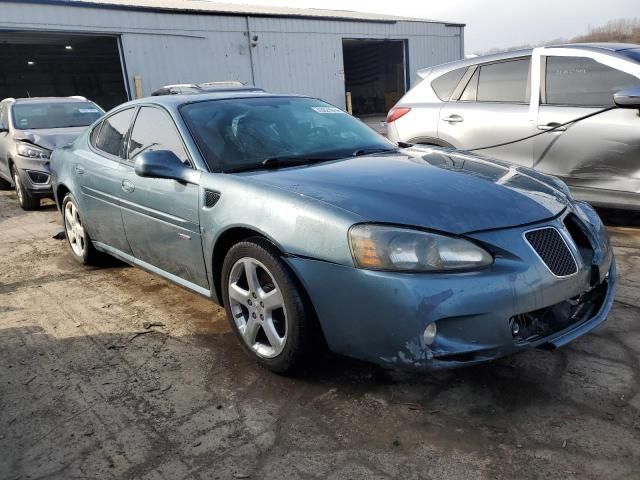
[[221, 238, 316, 374], [13, 168, 40, 210], [62, 192, 100, 265]]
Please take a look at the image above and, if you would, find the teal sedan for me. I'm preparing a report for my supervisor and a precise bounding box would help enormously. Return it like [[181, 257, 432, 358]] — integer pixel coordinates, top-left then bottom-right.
[[50, 92, 615, 373]]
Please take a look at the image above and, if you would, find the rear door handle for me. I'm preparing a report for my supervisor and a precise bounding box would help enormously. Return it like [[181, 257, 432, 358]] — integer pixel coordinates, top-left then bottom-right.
[[121, 179, 135, 193], [75, 165, 85, 175], [537, 123, 567, 132], [442, 114, 464, 124]]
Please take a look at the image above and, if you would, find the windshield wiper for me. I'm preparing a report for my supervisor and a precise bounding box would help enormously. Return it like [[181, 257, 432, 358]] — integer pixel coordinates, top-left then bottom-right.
[[351, 147, 400, 157], [224, 155, 339, 173]]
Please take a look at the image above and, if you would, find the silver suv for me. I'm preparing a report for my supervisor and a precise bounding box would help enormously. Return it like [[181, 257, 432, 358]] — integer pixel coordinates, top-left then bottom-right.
[[387, 43, 640, 210], [0, 97, 103, 210]]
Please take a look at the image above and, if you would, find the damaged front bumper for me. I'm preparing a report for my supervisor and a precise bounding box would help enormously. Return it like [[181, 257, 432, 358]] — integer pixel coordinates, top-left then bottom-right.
[[286, 213, 616, 371]]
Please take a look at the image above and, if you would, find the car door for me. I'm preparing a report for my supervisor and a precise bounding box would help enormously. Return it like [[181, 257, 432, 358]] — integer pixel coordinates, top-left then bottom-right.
[[78, 107, 134, 254], [438, 56, 535, 167], [119, 105, 208, 288], [532, 52, 640, 194]]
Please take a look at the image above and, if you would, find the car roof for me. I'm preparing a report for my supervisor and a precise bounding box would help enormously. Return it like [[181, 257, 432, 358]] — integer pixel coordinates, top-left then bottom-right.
[[124, 91, 308, 109], [549, 42, 640, 52], [1, 96, 92, 105], [420, 42, 640, 78]]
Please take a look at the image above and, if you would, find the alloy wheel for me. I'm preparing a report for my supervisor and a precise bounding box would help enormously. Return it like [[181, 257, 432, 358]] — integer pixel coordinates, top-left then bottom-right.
[[64, 200, 86, 257], [227, 257, 288, 358]]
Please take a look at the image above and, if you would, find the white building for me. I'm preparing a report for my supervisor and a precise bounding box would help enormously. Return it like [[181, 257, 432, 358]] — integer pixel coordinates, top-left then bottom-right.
[[0, 0, 464, 112]]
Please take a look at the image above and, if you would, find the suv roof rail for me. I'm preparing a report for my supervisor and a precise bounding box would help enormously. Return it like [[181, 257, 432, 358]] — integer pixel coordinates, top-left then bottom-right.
[[1, 97, 16, 103], [69, 95, 87, 100], [151, 81, 265, 96]]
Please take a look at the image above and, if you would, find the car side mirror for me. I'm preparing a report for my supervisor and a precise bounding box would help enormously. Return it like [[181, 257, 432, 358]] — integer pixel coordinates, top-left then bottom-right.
[[134, 150, 200, 185], [614, 87, 640, 109]]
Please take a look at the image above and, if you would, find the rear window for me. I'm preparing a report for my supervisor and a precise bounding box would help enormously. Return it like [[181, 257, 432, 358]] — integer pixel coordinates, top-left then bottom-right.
[[431, 68, 466, 101], [477, 58, 530, 103], [94, 108, 134, 157], [11, 101, 103, 130]]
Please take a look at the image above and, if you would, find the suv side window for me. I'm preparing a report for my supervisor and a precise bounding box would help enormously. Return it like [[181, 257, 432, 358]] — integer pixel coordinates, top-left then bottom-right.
[[95, 108, 135, 157], [432, 67, 467, 101], [545, 56, 640, 106], [471, 58, 530, 103], [127, 106, 189, 164]]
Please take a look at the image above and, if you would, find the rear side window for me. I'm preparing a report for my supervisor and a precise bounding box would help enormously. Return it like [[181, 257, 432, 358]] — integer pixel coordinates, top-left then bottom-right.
[[127, 106, 189, 164], [431, 67, 466, 100], [476, 58, 530, 103], [545, 56, 640, 106], [95, 108, 134, 157]]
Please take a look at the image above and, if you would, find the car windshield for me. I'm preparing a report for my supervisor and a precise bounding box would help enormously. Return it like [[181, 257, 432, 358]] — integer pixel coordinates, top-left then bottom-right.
[[180, 96, 396, 172], [12, 101, 103, 130]]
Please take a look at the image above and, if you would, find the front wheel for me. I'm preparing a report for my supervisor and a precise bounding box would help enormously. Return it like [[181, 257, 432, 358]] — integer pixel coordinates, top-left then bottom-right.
[[221, 239, 317, 374], [62, 193, 100, 265], [13, 169, 40, 210]]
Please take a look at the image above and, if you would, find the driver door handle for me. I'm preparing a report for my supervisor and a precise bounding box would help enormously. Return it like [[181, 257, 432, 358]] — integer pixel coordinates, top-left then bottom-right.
[[121, 179, 135, 193], [537, 122, 567, 132], [442, 114, 464, 124]]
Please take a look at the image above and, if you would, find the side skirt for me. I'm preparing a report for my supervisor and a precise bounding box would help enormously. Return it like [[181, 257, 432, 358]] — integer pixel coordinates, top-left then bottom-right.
[[93, 241, 213, 299]]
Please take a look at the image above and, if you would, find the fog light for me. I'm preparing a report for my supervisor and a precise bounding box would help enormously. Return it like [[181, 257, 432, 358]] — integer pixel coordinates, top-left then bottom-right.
[[511, 321, 520, 337], [423, 323, 437, 345]]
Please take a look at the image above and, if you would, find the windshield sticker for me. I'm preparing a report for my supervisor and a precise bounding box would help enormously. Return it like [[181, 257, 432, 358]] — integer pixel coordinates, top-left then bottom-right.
[[312, 106, 344, 114], [78, 108, 99, 113]]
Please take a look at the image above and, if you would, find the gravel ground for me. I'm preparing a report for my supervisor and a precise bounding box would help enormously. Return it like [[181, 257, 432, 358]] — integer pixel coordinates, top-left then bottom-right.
[[1, 190, 640, 480]]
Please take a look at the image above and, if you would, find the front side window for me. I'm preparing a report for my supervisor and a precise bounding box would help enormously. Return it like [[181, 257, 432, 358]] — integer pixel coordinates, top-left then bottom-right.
[[95, 108, 135, 157], [11, 101, 103, 130], [545, 56, 640, 106], [476, 58, 530, 103], [181, 97, 394, 172], [128, 107, 189, 164]]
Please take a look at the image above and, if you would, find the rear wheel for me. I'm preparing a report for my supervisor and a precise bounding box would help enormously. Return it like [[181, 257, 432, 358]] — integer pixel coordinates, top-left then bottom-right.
[[13, 169, 40, 210], [62, 192, 99, 265], [221, 239, 316, 374]]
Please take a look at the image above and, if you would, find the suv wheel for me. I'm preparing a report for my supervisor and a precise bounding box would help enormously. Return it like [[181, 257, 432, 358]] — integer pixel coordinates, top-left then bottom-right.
[[62, 192, 99, 265], [13, 168, 40, 210], [221, 238, 316, 374]]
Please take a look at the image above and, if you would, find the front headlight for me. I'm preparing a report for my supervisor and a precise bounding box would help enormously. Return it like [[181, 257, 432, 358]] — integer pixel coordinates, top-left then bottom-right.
[[17, 142, 50, 160], [349, 224, 493, 272]]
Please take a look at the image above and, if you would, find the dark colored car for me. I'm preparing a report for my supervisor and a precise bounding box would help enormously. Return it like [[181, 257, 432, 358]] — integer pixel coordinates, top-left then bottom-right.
[[51, 91, 615, 373]]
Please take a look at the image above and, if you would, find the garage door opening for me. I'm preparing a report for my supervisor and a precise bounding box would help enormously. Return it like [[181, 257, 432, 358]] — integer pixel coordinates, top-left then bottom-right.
[[0, 32, 129, 110], [342, 39, 407, 117]]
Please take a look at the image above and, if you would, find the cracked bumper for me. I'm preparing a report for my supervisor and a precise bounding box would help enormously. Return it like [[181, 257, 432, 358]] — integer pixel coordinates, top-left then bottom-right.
[[286, 220, 616, 371]]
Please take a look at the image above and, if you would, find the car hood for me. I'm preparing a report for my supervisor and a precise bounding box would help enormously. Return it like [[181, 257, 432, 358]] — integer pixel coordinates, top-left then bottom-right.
[[14, 127, 86, 151], [244, 148, 571, 234]]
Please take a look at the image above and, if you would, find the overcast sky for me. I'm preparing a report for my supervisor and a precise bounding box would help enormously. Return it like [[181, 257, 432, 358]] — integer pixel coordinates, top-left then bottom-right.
[[220, 0, 638, 53]]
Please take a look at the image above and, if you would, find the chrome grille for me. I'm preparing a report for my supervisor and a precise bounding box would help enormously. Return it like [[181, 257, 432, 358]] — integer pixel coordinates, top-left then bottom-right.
[[525, 227, 577, 277]]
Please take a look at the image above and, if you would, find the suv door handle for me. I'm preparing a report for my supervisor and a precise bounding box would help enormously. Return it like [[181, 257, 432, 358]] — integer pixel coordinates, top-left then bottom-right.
[[75, 165, 85, 175], [537, 123, 566, 132], [121, 179, 135, 193], [442, 114, 464, 123]]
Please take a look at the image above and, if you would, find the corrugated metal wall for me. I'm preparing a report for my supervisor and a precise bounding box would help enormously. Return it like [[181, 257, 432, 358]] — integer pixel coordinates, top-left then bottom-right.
[[0, 1, 463, 108]]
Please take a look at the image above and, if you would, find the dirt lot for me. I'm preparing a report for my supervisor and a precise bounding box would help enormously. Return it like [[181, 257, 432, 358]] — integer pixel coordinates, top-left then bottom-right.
[[1, 190, 640, 480]]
